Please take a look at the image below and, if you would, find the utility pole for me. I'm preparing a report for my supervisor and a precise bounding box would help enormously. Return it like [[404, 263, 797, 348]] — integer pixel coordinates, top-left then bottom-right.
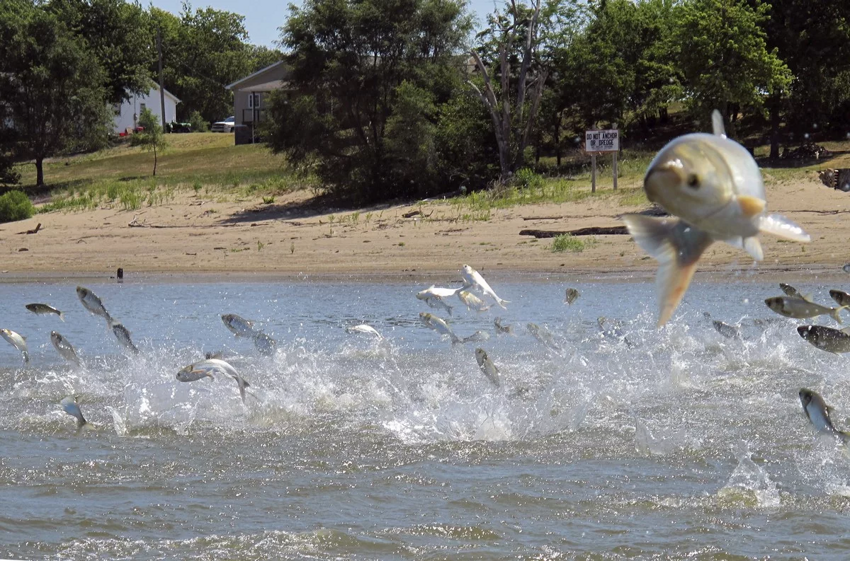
[[157, 29, 167, 132]]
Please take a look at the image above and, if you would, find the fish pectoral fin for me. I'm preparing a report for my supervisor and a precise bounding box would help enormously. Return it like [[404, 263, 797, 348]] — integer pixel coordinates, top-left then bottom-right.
[[758, 214, 811, 242], [711, 109, 726, 138], [742, 237, 764, 261], [832, 306, 848, 324], [622, 215, 713, 327], [737, 195, 766, 218]]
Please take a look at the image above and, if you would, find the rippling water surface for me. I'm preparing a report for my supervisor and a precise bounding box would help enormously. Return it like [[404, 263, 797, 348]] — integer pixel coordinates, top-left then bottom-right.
[[3, 277, 850, 560]]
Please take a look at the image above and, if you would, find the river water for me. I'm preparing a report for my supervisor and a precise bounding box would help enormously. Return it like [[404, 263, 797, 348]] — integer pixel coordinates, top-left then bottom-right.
[[2, 276, 850, 560]]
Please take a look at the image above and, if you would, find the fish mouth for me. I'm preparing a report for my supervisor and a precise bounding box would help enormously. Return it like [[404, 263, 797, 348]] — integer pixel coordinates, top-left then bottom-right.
[[644, 160, 685, 202]]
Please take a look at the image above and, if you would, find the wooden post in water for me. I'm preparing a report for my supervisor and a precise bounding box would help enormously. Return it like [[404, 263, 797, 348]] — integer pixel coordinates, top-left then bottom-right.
[[591, 153, 597, 193]]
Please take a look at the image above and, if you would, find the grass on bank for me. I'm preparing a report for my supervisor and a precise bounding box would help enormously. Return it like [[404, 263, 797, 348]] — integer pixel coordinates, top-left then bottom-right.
[[17, 133, 319, 213], [17, 130, 850, 218]]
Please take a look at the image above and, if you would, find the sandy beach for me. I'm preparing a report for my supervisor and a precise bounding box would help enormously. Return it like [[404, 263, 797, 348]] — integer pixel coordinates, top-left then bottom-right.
[[1, 173, 848, 282]]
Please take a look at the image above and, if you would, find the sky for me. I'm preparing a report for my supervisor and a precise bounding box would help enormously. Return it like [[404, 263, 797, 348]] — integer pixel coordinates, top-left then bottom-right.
[[148, 0, 495, 48]]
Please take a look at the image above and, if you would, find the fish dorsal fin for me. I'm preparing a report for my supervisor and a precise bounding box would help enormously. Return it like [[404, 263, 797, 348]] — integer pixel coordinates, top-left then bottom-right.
[[841, 327, 850, 335], [802, 293, 814, 303], [711, 110, 726, 138]]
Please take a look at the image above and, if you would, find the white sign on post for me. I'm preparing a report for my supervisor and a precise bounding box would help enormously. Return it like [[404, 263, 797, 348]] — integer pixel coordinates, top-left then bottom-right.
[[585, 130, 619, 153]]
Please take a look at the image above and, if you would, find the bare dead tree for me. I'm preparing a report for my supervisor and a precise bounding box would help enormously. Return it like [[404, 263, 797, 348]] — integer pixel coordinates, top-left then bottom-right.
[[468, 0, 549, 183]]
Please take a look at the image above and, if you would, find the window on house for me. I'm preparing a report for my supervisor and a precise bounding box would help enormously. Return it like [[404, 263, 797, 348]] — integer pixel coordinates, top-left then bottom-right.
[[112, 103, 121, 116], [248, 93, 261, 109], [140, 103, 146, 113]]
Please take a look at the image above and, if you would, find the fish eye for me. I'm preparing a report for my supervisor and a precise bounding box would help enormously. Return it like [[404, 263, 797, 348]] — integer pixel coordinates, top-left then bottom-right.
[[686, 174, 700, 189]]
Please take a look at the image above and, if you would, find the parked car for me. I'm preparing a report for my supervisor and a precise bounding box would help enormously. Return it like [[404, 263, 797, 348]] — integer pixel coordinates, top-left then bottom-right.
[[211, 116, 235, 133]]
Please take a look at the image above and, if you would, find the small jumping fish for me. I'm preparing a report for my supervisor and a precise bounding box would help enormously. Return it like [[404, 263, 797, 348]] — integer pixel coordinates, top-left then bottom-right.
[[494, 317, 515, 335], [253, 332, 276, 356], [50, 331, 81, 365], [779, 283, 812, 302], [61, 396, 87, 432], [457, 290, 490, 313], [76, 286, 113, 324], [830, 290, 850, 308], [111, 323, 139, 354], [797, 325, 850, 354], [346, 324, 383, 339], [461, 265, 509, 309], [474, 348, 501, 387], [221, 314, 257, 338], [799, 388, 849, 444], [25, 303, 65, 321], [179, 359, 250, 403], [527, 323, 560, 351], [712, 320, 740, 339], [420, 312, 460, 344], [765, 297, 846, 323], [1, 328, 28, 363]]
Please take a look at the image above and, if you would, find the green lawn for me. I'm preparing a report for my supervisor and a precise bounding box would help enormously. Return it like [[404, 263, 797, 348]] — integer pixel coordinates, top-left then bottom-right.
[[16, 133, 317, 213]]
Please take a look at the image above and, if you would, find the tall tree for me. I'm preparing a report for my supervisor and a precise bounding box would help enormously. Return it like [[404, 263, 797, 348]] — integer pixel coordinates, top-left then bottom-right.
[[469, 0, 550, 180], [48, 0, 153, 104], [759, 0, 850, 157], [0, 2, 112, 186], [266, 0, 472, 202], [672, 0, 790, 137], [152, 3, 255, 122]]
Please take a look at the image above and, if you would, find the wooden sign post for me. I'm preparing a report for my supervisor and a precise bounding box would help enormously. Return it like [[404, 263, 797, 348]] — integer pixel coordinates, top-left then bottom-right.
[[591, 153, 597, 193], [585, 128, 620, 193]]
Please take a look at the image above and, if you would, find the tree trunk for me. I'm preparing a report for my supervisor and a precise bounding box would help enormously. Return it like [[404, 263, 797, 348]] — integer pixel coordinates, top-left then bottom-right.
[[769, 95, 781, 160], [36, 158, 44, 187], [554, 119, 561, 167], [153, 145, 157, 177]]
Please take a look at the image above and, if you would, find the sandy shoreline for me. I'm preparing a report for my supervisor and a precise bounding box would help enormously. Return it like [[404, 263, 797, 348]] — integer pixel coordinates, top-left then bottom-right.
[[1, 174, 848, 284]]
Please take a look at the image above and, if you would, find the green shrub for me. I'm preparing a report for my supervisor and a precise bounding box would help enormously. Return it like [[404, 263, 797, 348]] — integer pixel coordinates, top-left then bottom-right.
[[551, 234, 585, 253], [188, 110, 209, 132], [0, 190, 35, 223]]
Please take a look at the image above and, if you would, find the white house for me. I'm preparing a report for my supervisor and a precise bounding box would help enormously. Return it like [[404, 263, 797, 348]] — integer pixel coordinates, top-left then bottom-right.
[[113, 82, 180, 134]]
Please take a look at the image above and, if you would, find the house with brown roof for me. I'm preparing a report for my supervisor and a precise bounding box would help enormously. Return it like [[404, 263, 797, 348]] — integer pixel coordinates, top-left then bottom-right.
[[225, 61, 290, 144]]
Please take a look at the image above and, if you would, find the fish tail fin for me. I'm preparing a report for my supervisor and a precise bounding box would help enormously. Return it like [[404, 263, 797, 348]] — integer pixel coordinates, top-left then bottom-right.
[[622, 215, 713, 327], [59, 312, 65, 322], [832, 306, 848, 324], [76, 415, 87, 432], [22, 351, 29, 364], [497, 298, 509, 309], [758, 214, 811, 242], [447, 305, 453, 317], [742, 237, 763, 261]]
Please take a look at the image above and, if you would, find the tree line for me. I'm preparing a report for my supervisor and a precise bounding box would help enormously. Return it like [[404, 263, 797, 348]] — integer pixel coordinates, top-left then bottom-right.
[[266, 0, 850, 203], [2, 0, 849, 199], [0, 0, 279, 186]]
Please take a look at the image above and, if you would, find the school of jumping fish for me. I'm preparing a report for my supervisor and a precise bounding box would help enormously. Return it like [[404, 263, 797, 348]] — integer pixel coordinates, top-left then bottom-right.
[[3, 110, 850, 445]]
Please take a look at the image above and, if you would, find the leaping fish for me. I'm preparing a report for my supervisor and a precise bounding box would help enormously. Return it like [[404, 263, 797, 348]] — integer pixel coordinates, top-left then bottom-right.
[[622, 110, 809, 327], [416, 287, 458, 316], [111, 323, 140, 354], [221, 314, 257, 338], [420, 312, 460, 344], [346, 324, 383, 339], [461, 265, 509, 309], [457, 290, 491, 313], [76, 286, 113, 324], [1, 328, 28, 363], [474, 348, 501, 387], [61, 396, 87, 432], [51, 331, 81, 365], [25, 303, 65, 321]]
